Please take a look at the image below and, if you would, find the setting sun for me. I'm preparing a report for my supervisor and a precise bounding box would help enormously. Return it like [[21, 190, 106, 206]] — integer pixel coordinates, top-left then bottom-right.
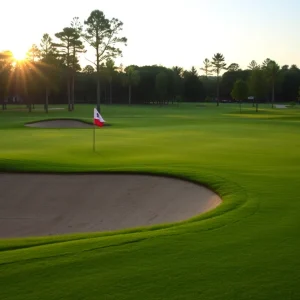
[[12, 49, 27, 61]]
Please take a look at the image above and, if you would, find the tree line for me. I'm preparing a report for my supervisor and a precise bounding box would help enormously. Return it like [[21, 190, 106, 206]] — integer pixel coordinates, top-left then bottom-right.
[[1, 9, 300, 112]]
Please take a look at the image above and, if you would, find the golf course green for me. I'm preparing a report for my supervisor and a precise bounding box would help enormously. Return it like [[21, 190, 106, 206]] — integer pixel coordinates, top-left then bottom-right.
[[0, 103, 300, 299]]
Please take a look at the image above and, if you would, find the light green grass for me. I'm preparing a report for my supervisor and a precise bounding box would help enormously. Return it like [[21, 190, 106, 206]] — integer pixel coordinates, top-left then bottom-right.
[[0, 103, 300, 299]]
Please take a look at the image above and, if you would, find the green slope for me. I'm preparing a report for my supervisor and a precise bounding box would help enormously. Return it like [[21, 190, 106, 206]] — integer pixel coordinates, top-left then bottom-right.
[[0, 103, 300, 299]]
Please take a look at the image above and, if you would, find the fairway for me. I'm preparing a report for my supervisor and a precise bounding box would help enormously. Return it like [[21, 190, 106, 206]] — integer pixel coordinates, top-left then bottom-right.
[[1, 103, 300, 300]]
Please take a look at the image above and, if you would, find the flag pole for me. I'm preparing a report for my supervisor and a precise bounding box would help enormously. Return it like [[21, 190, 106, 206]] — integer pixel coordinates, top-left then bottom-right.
[[93, 124, 96, 152]]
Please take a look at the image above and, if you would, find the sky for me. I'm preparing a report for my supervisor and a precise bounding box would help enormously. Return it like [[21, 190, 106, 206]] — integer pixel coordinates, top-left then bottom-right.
[[1, 0, 300, 71]]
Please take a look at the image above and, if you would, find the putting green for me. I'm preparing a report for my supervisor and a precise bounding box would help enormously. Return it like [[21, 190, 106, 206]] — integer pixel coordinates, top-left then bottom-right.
[[0, 103, 300, 300]]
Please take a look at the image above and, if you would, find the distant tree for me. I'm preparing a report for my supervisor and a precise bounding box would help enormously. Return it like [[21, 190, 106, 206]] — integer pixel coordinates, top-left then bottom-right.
[[280, 66, 300, 102], [298, 86, 300, 104], [170, 68, 184, 103], [190, 66, 198, 76], [248, 60, 260, 70], [84, 10, 127, 112], [155, 71, 168, 104], [202, 76, 218, 100], [200, 58, 212, 78], [105, 58, 117, 104], [220, 70, 251, 98], [183, 68, 204, 102], [70, 17, 85, 110], [0, 51, 14, 109], [39, 33, 59, 113], [83, 65, 95, 74], [40, 34, 57, 59], [291, 64, 298, 71], [248, 69, 268, 112], [227, 63, 240, 72], [262, 58, 271, 69], [172, 66, 183, 77], [263, 60, 281, 108], [54, 27, 76, 111], [26, 44, 40, 62], [24, 45, 41, 109], [123, 66, 140, 105], [231, 79, 248, 113], [211, 53, 226, 106]]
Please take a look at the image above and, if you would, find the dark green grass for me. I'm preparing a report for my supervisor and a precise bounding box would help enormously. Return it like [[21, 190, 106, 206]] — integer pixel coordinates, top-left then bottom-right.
[[1, 103, 300, 299]]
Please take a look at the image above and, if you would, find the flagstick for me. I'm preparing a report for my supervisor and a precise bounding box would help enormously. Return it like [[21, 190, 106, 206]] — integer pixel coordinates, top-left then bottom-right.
[[93, 124, 96, 152]]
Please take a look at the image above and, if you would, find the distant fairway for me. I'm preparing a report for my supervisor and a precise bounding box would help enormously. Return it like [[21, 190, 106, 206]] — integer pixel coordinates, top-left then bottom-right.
[[0, 103, 300, 300]]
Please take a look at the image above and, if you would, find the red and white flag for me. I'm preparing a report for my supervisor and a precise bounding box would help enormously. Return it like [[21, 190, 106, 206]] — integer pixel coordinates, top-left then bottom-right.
[[93, 108, 105, 127]]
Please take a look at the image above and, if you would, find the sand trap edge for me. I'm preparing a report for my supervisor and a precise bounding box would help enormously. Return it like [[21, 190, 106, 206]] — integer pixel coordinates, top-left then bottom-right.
[[25, 118, 110, 128], [0, 170, 221, 198], [0, 171, 223, 238]]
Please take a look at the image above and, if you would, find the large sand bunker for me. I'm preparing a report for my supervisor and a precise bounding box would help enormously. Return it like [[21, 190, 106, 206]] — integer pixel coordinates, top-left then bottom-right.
[[275, 105, 287, 109], [0, 173, 221, 238], [25, 119, 92, 128]]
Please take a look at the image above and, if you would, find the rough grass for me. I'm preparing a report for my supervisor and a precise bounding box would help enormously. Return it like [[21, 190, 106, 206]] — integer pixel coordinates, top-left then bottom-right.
[[0, 103, 300, 299]]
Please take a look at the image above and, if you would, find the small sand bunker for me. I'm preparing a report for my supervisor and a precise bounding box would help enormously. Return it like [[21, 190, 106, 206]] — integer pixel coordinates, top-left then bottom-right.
[[0, 173, 221, 238], [26, 119, 92, 128]]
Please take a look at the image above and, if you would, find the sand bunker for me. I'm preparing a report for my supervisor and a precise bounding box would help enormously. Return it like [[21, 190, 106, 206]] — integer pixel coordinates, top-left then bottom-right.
[[0, 173, 221, 238], [26, 119, 92, 128]]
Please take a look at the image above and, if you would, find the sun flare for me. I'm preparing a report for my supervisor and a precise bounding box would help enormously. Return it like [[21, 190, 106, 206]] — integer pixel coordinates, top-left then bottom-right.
[[12, 50, 26, 62]]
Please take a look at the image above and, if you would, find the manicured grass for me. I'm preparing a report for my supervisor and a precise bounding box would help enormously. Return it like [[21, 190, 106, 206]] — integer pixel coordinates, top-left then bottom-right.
[[1, 103, 300, 299]]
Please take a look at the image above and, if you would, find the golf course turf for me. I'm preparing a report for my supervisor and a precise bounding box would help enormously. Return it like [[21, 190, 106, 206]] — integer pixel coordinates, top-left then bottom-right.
[[0, 103, 300, 299]]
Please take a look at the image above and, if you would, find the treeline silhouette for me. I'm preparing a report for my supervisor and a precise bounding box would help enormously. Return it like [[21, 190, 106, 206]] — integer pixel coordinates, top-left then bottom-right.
[[0, 9, 299, 111]]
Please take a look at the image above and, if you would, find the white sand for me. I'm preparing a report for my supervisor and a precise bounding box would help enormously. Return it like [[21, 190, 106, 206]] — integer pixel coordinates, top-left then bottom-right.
[[0, 173, 221, 238]]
